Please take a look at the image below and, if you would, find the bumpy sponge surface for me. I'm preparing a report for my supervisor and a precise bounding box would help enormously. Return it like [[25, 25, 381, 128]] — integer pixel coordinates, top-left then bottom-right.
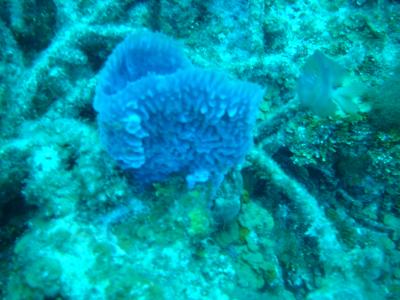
[[94, 31, 263, 187]]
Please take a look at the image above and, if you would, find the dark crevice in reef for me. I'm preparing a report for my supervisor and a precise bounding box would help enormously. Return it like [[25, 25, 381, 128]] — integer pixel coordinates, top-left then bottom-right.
[[193, 2, 211, 24], [271, 147, 339, 202], [11, 0, 57, 62], [63, 145, 80, 172], [44, 296, 65, 300], [31, 80, 61, 118], [0, 155, 35, 253], [78, 102, 97, 123], [0, 1, 11, 26], [79, 37, 117, 74], [148, 0, 161, 31], [0, 189, 37, 253]]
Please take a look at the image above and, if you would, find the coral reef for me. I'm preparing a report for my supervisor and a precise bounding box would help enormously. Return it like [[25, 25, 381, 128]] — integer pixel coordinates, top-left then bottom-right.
[[1, 0, 400, 299]]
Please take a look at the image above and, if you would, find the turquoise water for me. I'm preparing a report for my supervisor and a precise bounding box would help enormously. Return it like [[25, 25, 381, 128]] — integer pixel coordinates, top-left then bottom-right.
[[0, 1, 399, 299]]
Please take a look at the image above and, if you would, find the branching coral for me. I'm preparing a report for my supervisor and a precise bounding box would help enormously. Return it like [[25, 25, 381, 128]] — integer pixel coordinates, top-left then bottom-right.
[[1, 0, 141, 137]]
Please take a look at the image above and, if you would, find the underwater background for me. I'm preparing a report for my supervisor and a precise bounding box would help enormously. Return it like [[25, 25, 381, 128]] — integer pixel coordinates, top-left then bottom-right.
[[0, 0, 400, 299]]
